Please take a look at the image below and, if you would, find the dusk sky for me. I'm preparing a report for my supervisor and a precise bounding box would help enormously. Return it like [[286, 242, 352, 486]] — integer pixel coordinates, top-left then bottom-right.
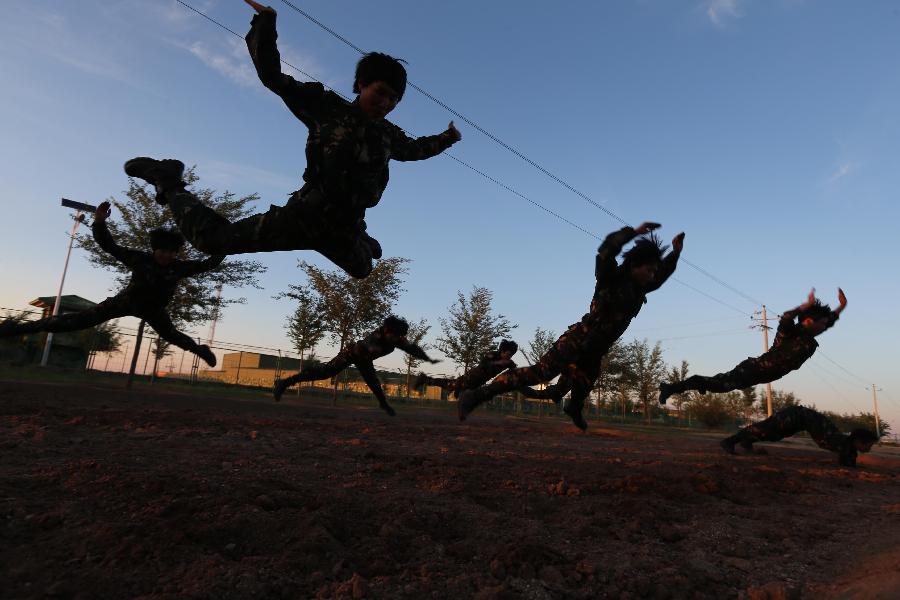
[[1, 1, 898, 429]]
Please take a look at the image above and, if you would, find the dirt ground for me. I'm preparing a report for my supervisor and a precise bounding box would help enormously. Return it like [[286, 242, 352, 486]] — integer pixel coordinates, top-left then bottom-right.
[[1, 379, 899, 600]]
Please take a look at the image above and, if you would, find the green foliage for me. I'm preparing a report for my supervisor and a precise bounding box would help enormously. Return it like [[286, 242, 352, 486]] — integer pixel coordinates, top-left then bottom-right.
[[72, 321, 122, 354], [436, 286, 516, 372], [521, 327, 555, 365], [821, 411, 891, 436], [402, 318, 431, 373], [77, 168, 266, 335], [691, 394, 732, 428], [281, 284, 327, 359], [627, 338, 667, 420], [289, 257, 410, 350]]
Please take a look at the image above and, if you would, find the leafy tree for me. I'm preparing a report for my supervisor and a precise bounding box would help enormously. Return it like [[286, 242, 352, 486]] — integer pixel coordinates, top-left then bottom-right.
[[290, 257, 410, 352], [520, 326, 557, 416], [821, 411, 891, 436], [436, 286, 516, 373], [691, 394, 732, 428], [628, 339, 667, 423], [282, 284, 327, 367], [402, 318, 430, 398], [595, 341, 634, 417], [664, 360, 696, 421], [77, 168, 266, 339], [761, 389, 800, 414]]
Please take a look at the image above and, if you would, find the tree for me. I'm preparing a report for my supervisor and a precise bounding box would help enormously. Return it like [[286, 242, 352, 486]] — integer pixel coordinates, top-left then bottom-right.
[[691, 394, 732, 428], [665, 360, 696, 423], [761, 389, 800, 413], [595, 340, 634, 418], [521, 326, 556, 417], [822, 411, 891, 436], [290, 257, 410, 351], [436, 286, 516, 373], [402, 318, 430, 399], [628, 339, 667, 423], [282, 284, 327, 368], [77, 169, 266, 357]]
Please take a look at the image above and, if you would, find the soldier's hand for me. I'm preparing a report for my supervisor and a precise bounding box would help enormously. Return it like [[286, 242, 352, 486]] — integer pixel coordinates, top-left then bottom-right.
[[95, 201, 112, 223], [807, 288, 816, 306], [837, 287, 847, 308], [635, 222, 661, 235], [243, 0, 276, 14], [672, 232, 685, 253], [447, 121, 462, 142]]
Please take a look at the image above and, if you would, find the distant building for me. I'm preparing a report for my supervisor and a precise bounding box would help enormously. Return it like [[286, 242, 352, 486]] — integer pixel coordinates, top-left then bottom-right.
[[0, 295, 98, 367], [199, 351, 442, 399]]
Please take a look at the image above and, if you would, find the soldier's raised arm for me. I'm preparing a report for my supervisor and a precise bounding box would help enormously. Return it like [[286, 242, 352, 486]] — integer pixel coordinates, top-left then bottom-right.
[[91, 201, 143, 267]]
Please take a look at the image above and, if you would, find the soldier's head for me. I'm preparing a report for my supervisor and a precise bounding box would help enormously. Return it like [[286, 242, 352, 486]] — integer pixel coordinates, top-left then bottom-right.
[[798, 301, 833, 336], [849, 428, 878, 453], [622, 233, 667, 287], [382, 315, 409, 339], [354, 52, 407, 120], [149, 228, 184, 266], [498, 339, 518, 359]]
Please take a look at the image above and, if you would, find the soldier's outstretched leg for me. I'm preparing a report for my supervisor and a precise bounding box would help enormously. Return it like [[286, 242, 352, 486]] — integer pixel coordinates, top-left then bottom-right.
[[457, 358, 561, 421], [562, 368, 593, 431], [720, 412, 786, 454], [0, 298, 128, 338], [274, 353, 350, 401], [357, 361, 396, 417], [660, 359, 763, 405], [144, 312, 216, 367], [125, 158, 374, 278]]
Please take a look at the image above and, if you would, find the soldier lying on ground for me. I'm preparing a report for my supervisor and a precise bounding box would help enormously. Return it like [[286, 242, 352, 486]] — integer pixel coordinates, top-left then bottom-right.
[[124, 0, 460, 279], [0, 202, 221, 366], [273, 316, 439, 416], [413, 340, 518, 399], [457, 223, 684, 431], [659, 288, 847, 405], [720, 405, 878, 467]]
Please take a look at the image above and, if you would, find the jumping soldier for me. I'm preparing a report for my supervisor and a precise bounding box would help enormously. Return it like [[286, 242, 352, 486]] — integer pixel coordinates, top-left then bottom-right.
[[413, 339, 518, 398], [273, 316, 439, 415], [124, 0, 461, 279], [720, 405, 878, 467], [0, 202, 221, 366], [659, 288, 846, 405], [458, 222, 684, 430]]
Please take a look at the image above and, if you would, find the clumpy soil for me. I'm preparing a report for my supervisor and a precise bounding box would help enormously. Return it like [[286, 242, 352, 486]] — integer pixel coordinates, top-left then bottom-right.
[[1, 380, 898, 599]]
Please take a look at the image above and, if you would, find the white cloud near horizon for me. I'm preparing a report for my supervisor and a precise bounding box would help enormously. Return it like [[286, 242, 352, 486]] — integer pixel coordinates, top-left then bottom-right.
[[706, 0, 744, 27], [827, 162, 853, 184]]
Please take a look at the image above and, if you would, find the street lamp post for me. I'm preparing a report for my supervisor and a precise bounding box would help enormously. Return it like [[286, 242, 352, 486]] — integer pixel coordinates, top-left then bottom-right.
[[40, 199, 97, 367]]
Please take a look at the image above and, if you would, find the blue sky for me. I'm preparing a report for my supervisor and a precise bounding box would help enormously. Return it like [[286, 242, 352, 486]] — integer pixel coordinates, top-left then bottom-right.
[[1, 1, 898, 428]]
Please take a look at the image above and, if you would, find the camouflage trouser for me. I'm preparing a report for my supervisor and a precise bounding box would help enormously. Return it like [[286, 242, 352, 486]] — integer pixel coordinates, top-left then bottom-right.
[[668, 357, 780, 396], [724, 410, 796, 448], [722, 405, 851, 461], [518, 357, 600, 410], [165, 183, 375, 279], [0, 296, 203, 355], [280, 351, 392, 412], [417, 375, 462, 397]]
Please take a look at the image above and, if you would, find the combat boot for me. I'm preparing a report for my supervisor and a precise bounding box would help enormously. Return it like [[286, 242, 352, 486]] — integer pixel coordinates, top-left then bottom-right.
[[563, 400, 588, 431], [273, 378, 291, 402], [658, 382, 674, 405], [124, 157, 185, 205], [196, 344, 216, 368]]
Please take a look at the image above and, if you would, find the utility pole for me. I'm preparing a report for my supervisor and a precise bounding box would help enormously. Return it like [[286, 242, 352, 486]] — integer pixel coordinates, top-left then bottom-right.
[[42, 199, 96, 366], [868, 384, 882, 438], [751, 306, 774, 416]]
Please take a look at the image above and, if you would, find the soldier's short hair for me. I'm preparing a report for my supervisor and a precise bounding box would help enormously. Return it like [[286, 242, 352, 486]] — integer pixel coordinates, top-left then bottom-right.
[[353, 52, 407, 100], [622, 233, 668, 268], [498, 339, 518, 354], [383, 315, 409, 336], [799, 300, 833, 322], [849, 428, 879, 443], [149, 228, 184, 252]]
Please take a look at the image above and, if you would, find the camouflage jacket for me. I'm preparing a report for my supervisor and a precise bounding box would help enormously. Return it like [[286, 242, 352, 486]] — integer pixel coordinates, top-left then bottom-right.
[[92, 220, 224, 310], [757, 306, 839, 373], [347, 327, 433, 364], [581, 226, 680, 353], [246, 12, 457, 227]]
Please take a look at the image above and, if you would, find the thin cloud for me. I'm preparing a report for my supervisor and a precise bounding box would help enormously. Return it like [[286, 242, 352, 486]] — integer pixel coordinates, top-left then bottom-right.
[[199, 159, 301, 194], [827, 162, 853, 184], [185, 37, 257, 87], [706, 0, 744, 27]]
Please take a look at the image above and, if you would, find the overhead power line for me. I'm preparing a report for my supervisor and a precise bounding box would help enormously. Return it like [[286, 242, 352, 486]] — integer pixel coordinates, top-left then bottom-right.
[[173, 0, 758, 317], [276, 0, 762, 308]]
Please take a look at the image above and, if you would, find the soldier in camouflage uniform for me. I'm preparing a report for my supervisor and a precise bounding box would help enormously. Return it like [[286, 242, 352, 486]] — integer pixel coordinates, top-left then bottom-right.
[[720, 405, 878, 467], [659, 289, 847, 405], [124, 1, 460, 279], [413, 339, 518, 399], [458, 222, 684, 430], [0, 202, 221, 366], [273, 316, 439, 415]]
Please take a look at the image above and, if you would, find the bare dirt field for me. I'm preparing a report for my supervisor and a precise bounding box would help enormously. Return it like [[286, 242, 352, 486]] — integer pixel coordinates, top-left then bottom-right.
[[1, 379, 898, 599]]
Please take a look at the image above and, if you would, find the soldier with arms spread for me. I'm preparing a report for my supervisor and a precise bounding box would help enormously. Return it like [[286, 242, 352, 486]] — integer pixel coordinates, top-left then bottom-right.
[[0, 202, 221, 366], [458, 222, 684, 430], [659, 289, 846, 405], [124, 0, 461, 279], [413, 340, 518, 398], [273, 316, 439, 416]]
